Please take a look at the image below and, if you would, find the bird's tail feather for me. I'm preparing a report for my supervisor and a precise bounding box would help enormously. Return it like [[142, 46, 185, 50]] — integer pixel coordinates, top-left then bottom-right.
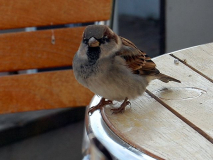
[[156, 73, 181, 83]]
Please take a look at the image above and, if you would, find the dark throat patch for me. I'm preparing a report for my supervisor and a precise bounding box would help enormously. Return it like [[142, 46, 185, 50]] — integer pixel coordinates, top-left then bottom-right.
[[87, 47, 101, 65]]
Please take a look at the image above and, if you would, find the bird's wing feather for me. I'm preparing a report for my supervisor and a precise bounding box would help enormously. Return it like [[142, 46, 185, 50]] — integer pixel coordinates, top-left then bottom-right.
[[117, 37, 159, 75]]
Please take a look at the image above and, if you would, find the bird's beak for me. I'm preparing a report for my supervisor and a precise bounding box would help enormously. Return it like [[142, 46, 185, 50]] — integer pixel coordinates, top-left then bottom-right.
[[88, 37, 100, 47]]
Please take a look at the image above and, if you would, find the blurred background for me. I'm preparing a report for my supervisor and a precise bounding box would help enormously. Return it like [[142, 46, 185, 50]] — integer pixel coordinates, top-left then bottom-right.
[[0, 0, 213, 160], [116, 0, 213, 57]]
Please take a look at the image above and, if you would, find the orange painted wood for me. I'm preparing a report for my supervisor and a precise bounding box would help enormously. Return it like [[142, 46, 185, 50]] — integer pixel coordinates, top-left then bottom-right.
[[0, 70, 94, 114], [0, 27, 85, 72], [0, 0, 112, 29]]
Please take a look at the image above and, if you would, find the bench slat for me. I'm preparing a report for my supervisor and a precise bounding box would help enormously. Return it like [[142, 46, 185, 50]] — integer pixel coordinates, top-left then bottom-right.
[[0, 70, 94, 114], [0, 27, 85, 72], [0, 0, 112, 29]]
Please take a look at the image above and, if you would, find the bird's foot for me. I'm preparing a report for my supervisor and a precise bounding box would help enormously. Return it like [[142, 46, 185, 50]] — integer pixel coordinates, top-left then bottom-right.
[[88, 98, 113, 115], [111, 97, 130, 114]]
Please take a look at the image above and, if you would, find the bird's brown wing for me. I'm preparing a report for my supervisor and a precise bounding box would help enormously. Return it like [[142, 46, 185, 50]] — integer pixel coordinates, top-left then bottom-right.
[[117, 37, 159, 75]]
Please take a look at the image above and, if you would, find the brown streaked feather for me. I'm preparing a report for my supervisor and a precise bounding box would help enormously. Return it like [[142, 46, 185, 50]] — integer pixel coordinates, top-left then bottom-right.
[[117, 37, 159, 76]]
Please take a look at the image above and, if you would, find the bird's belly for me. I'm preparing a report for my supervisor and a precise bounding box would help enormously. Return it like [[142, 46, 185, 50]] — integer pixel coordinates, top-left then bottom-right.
[[74, 58, 149, 101], [86, 72, 148, 101]]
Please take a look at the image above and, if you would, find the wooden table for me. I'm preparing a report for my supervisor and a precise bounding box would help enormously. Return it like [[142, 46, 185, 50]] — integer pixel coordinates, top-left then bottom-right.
[[86, 43, 213, 160]]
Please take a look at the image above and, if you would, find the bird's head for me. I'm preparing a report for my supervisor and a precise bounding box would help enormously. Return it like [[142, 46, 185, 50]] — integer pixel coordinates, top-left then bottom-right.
[[77, 25, 121, 64]]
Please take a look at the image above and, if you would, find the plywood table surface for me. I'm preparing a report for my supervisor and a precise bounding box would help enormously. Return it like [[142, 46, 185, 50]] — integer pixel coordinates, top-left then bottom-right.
[[101, 43, 213, 160]]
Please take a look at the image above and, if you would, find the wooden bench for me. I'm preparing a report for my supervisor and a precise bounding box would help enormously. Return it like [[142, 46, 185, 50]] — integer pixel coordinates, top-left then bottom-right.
[[0, 0, 113, 114]]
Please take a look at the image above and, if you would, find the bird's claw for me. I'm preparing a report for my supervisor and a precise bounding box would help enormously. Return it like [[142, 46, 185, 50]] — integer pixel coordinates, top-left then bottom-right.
[[88, 98, 113, 116], [111, 98, 130, 114]]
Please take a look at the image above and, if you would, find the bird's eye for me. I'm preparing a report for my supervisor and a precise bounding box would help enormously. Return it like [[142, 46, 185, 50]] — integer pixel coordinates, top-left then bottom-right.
[[83, 38, 88, 44], [103, 36, 109, 42]]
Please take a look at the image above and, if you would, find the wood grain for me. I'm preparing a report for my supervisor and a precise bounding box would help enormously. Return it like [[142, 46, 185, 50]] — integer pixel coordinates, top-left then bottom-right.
[[147, 54, 213, 139], [102, 94, 213, 159], [0, 70, 94, 114], [0, 0, 112, 29], [0, 27, 85, 72], [171, 42, 213, 81]]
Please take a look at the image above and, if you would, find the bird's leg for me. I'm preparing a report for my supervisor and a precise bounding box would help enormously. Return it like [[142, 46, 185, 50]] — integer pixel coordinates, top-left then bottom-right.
[[111, 97, 130, 114], [88, 98, 113, 115]]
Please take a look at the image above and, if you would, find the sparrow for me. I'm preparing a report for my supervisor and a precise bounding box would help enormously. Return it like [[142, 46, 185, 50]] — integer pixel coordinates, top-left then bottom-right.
[[73, 25, 181, 115]]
